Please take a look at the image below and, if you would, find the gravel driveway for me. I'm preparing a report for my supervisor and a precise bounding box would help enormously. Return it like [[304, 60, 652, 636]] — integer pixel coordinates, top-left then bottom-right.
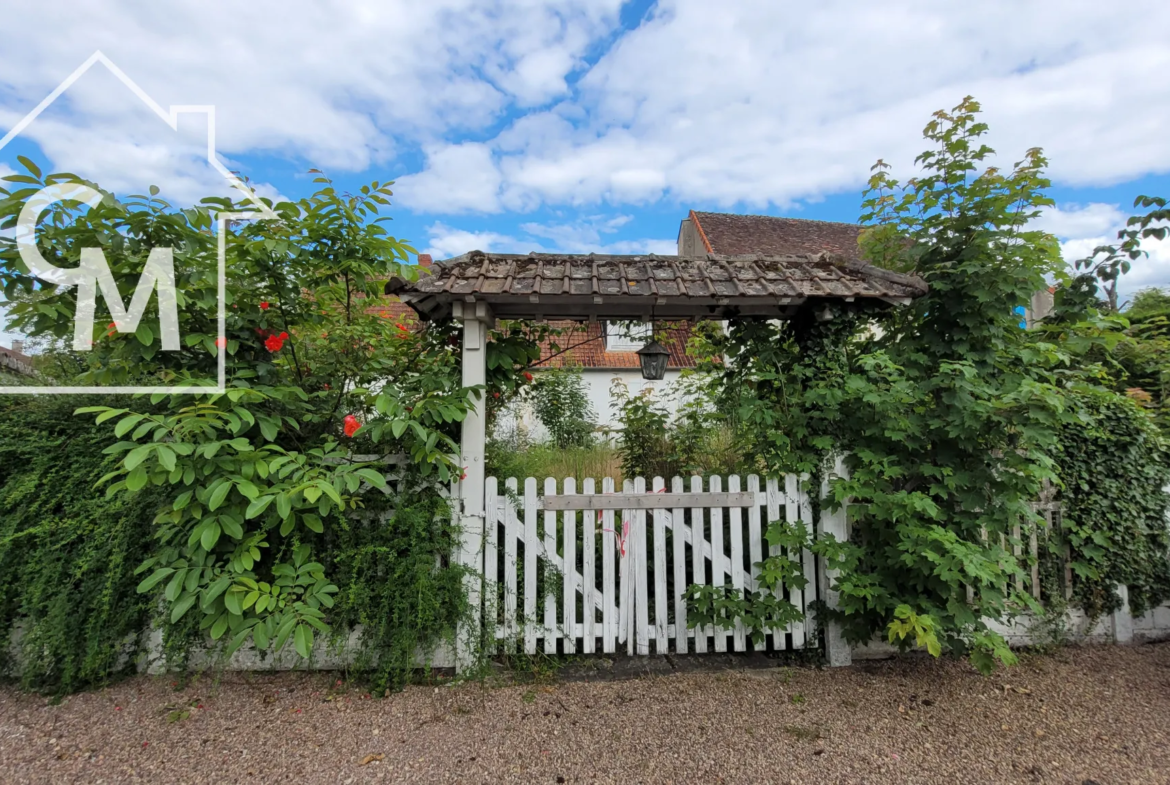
[[1, 643, 1168, 784]]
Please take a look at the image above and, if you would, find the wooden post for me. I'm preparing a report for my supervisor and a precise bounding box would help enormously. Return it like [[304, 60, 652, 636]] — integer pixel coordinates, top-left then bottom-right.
[[454, 301, 491, 673], [818, 456, 852, 667]]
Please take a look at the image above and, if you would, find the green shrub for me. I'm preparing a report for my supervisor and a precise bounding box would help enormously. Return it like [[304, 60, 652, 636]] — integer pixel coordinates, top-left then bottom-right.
[[0, 395, 166, 693], [527, 366, 595, 448]]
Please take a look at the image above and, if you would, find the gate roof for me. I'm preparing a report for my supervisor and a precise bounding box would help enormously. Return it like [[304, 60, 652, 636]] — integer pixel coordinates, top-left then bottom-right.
[[385, 250, 928, 321]]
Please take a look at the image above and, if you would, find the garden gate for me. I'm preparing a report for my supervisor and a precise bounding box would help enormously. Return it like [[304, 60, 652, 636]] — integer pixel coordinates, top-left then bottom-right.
[[478, 469, 849, 659]]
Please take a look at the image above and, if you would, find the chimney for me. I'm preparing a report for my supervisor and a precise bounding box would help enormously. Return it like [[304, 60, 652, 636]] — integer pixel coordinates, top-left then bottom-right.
[[418, 254, 432, 268], [11, 340, 23, 354]]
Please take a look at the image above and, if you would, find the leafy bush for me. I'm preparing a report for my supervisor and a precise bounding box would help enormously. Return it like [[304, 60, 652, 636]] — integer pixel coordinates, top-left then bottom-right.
[[1053, 389, 1170, 617], [0, 394, 166, 693], [0, 163, 544, 683], [527, 366, 595, 448]]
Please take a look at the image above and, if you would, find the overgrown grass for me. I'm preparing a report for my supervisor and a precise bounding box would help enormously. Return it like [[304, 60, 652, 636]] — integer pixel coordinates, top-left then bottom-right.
[[487, 436, 623, 484]]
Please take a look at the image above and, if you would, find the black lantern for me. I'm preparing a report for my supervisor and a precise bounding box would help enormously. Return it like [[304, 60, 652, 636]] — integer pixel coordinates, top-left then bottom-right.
[[636, 338, 670, 381]]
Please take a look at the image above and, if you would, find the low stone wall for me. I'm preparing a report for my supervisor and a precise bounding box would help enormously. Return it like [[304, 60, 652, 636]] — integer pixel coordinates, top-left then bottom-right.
[[853, 600, 1170, 661]]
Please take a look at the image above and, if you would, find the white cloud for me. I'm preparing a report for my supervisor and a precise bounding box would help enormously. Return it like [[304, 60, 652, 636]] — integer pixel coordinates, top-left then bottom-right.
[[424, 222, 527, 258], [395, 143, 503, 213], [0, 0, 623, 201], [1042, 204, 1170, 300], [3, 0, 1170, 221], [403, 0, 1170, 213], [425, 216, 674, 258], [1034, 203, 1127, 240]]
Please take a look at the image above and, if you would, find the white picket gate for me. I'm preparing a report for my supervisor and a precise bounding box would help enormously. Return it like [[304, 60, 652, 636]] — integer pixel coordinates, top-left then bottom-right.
[[482, 474, 825, 656]]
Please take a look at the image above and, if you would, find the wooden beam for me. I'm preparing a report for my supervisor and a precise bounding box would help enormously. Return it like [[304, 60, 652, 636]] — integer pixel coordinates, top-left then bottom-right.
[[540, 492, 756, 511]]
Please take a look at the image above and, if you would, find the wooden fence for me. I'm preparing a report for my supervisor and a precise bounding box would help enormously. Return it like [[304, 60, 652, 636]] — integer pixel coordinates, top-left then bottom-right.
[[482, 474, 826, 656]]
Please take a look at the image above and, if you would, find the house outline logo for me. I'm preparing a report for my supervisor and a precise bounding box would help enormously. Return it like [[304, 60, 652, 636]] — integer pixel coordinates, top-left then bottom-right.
[[0, 50, 278, 395]]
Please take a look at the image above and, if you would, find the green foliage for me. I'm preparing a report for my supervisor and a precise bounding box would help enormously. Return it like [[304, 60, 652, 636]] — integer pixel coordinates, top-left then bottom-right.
[[0, 395, 165, 693], [1051, 389, 1170, 617], [697, 98, 1066, 672], [326, 492, 469, 693], [0, 163, 543, 681], [486, 432, 620, 485], [527, 366, 595, 448], [1074, 195, 1169, 312], [612, 376, 753, 480]]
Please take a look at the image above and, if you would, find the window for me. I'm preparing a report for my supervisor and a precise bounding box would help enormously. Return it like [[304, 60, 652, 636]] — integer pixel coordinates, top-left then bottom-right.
[[605, 320, 651, 352]]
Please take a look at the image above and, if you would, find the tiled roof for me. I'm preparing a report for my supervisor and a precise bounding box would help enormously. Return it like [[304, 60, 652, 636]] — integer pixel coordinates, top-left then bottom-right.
[[535, 321, 695, 370], [0, 345, 36, 377], [690, 211, 863, 257], [386, 251, 927, 321]]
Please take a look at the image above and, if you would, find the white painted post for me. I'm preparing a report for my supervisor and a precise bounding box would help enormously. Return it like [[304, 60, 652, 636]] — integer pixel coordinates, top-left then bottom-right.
[[818, 456, 852, 667], [1112, 583, 1134, 644], [454, 301, 491, 673]]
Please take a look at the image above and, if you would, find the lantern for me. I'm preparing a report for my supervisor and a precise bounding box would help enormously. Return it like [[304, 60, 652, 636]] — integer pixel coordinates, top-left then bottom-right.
[[636, 338, 670, 381]]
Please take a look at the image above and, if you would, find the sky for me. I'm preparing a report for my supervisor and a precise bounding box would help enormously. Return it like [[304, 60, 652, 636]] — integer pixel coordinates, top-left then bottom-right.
[[1, 0, 1169, 349]]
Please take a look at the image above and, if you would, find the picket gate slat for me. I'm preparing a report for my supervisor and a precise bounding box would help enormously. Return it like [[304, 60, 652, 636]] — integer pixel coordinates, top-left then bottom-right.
[[543, 478, 558, 654], [766, 477, 785, 650], [652, 477, 669, 653], [672, 476, 688, 654], [485, 478, 499, 653], [582, 478, 597, 654], [709, 475, 727, 653], [797, 472, 815, 648], [689, 475, 708, 653], [563, 478, 577, 655], [523, 478, 538, 654], [503, 478, 519, 648], [621, 479, 633, 653], [728, 475, 746, 651], [602, 477, 617, 653], [747, 474, 764, 652], [784, 474, 804, 647], [633, 477, 649, 655]]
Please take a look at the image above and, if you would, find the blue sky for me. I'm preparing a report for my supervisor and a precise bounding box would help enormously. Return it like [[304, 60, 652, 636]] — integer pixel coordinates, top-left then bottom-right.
[[2, 0, 1169, 347]]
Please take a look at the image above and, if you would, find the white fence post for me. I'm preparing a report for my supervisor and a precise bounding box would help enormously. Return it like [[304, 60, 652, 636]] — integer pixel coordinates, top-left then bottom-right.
[[818, 456, 852, 667], [454, 303, 490, 673], [1112, 583, 1134, 644]]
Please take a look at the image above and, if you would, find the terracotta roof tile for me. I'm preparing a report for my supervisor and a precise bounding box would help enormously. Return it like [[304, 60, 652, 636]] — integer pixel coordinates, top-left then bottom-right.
[[534, 321, 695, 370], [691, 211, 862, 257]]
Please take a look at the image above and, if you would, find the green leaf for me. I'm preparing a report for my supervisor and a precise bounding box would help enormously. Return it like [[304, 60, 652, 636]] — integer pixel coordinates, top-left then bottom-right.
[[156, 444, 177, 472], [125, 466, 148, 492], [303, 514, 324, 533], [294, 623, 314, 658], [246, 495, 275, 519], [136, 567, 174, 593], [114, 414, 146, 437], [276, 493, 291, 519], [171, 593, 198, 623], [210, 614, 229, 640], [253, 622, 270, 650], [208, 481, 232, 511], [200, 521, 222, 550], [135, 322, 155, 346], [123, 444, 153, 471]]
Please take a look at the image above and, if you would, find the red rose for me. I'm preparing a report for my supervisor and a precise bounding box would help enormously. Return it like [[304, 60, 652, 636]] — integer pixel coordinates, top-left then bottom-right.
[[260, 302, 270, 310], [265, 334, 284, 352], [215, 336, 227, 349], [523, 371, 534, 382], [343, 414, 361, 437]]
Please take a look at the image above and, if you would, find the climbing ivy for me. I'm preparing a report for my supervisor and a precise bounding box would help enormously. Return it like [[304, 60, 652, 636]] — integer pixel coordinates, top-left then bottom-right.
[[1052, 389, 1170, 618]]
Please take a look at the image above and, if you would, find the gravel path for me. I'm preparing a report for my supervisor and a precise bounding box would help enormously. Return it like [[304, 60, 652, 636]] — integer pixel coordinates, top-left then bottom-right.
[[1, 643, 1168, 784]]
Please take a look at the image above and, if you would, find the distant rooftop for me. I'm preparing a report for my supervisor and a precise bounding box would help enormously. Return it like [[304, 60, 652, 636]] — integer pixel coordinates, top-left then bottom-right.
[[687, 210, 862, 257]]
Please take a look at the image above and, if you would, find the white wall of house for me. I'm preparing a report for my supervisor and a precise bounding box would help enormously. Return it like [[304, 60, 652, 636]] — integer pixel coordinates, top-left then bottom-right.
[[496, 368, 685, 443]]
